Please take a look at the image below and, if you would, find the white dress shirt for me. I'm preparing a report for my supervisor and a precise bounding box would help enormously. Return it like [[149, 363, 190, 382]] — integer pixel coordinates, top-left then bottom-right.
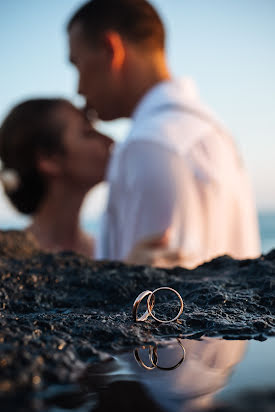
[[97, 78, 260, 267]]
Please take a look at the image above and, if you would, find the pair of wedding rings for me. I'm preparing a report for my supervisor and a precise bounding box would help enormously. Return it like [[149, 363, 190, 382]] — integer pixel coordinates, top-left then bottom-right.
[[134, 339, 185, 371], [132, 287, 184, 323]]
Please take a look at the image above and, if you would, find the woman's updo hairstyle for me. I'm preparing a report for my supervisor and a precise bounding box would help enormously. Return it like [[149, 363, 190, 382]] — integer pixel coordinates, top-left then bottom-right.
[[0, 98, 69, 214]]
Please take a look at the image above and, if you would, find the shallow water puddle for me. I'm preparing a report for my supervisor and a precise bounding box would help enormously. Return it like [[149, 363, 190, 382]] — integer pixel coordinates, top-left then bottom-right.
[[44, 337, 275, 412]]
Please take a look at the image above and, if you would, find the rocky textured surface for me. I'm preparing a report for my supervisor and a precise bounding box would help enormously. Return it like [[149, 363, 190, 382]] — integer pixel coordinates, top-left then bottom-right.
[[0, 230, 275, 411]]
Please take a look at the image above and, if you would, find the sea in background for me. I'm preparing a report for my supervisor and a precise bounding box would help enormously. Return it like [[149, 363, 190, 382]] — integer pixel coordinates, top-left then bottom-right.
[[257, 212, 275, 254], [0, 211, 274, 255]]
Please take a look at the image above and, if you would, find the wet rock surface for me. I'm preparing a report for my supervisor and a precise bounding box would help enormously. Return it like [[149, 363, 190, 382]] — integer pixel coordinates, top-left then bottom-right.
[[0, 230, 275, 411]]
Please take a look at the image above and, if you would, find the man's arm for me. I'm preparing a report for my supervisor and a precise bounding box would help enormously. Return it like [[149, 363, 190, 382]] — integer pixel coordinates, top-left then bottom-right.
[[125, 229, 185, 267]]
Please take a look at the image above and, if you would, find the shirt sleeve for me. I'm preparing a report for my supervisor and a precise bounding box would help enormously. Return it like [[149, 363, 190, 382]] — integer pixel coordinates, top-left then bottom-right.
[[118, 140, 180, 259]]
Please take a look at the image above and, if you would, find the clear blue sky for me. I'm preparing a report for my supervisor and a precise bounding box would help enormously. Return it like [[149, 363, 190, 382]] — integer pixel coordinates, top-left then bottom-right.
[[0, 0, 274, 223]]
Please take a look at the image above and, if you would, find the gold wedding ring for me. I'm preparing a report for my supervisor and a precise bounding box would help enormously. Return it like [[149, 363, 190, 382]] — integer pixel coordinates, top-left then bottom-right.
[[133, 287, 184, 323], [148, 287, 184, 323], [132, 290, 155, 322]]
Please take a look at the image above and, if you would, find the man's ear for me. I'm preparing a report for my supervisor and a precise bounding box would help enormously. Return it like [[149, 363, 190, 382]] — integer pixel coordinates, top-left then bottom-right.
[[103, 31, 126, 71], [36, 153, 62, 178]]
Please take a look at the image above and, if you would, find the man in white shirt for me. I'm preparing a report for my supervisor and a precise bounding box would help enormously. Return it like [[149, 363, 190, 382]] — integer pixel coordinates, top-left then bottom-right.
[[68, 0, 260, 267]]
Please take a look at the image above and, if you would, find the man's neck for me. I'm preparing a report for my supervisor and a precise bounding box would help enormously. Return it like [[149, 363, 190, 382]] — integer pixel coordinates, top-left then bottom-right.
[[124, 51, 171, 117]]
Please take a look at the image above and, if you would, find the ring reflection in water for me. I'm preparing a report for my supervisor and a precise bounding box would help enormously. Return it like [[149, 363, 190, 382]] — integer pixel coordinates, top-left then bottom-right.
[[134, 338, 185, 371]]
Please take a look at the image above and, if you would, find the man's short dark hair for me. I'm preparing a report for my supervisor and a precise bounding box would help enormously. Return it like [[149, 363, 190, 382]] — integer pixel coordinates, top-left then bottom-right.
[[67, 0, 165, 50]]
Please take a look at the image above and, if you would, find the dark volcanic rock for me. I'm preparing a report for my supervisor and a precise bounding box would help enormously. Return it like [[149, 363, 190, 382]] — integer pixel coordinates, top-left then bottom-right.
[[0, 230, 275, 410]]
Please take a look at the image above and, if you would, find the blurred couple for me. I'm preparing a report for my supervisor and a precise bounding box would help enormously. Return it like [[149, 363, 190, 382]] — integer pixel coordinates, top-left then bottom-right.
[[0, 0, 260, 267]]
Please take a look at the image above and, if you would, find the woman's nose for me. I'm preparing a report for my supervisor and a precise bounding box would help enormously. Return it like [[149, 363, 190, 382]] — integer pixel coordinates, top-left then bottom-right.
[[97, 133, 114, 150]]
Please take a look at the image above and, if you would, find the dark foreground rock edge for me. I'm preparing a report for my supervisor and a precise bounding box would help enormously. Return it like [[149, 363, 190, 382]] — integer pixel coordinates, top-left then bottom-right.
[[0, 230, 275, 410]]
